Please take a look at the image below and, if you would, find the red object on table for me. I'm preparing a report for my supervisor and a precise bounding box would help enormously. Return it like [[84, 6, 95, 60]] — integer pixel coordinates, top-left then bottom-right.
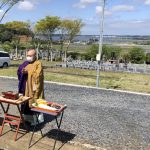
[[0, 95, 31, 141], [2, 91, 19, 100]]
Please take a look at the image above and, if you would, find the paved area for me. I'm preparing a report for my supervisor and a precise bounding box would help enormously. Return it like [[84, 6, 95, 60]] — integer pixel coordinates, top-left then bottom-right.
[[0, 77, 150, 150], [0, 125, 91, 150]]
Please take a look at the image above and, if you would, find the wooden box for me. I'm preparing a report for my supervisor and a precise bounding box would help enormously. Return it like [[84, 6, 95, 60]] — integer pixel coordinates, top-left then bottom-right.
[[2, 91, 19, 100]]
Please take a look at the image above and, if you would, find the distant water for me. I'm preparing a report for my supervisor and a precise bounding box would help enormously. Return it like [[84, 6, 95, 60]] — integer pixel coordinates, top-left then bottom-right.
[[36, 34, 150, 44]]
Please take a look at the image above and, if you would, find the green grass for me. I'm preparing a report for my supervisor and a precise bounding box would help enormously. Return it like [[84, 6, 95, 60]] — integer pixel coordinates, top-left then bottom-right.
[[0, 60, 150, 94], [44, 67, 150, 93]]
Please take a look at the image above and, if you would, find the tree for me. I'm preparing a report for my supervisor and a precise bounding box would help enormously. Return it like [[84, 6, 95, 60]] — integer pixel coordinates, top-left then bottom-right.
[[129, 47, 145, 64], [102, 46, 121, 60], [0, 0, 22, 23], [101, 45, 111, 60], [83, 45, 122, 61], [2, 41, 12, 52], [35, 16, 61, 61], [145, 53, 150, 64], [59, 19, 84, 65], [4, 21, 32, 57], [0, 26, 13, 42], [30, 37, 46, 59], [119, 50, 130, 64], [4, 21, 30, 32], [11, 36, 20, 57], [84, 44, 98, 60]]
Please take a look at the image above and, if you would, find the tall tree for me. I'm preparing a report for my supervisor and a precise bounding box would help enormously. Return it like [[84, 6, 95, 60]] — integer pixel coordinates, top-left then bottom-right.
[[35, 16, 61, 61], [30, 36, 46, 59], [4, 21, 30, 31], [59, 19, 84, 65], [4, 21, 32, 57], [0, 0, 22, 23]]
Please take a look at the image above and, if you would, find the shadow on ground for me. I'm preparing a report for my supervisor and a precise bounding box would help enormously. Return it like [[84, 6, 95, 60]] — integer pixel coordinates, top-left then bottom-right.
[[0, 114, 76, 149], [0, 110, 76, 150], [27, 114, 76, 149], [0, 117, 3, 125]]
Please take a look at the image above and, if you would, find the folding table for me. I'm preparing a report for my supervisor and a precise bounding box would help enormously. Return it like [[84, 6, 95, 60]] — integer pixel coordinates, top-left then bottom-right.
[[0, 96, 31, 141], [28, 103, 67, 149]]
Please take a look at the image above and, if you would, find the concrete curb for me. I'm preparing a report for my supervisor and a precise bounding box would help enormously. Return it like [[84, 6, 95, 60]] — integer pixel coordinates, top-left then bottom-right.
[[0, 75, 150, 96], [69, 141, 107, 150]]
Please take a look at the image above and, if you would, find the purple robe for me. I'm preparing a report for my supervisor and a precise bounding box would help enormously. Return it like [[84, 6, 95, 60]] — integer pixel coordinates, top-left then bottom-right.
[[17, 61, 29, 95]]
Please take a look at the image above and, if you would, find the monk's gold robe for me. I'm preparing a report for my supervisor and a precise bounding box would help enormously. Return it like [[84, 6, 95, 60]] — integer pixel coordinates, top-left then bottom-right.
[[25, 60, 44, 107]]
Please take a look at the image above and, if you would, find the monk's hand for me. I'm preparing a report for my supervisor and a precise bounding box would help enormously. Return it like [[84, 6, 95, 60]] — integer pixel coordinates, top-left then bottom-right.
[[22, 68, 28, 74]]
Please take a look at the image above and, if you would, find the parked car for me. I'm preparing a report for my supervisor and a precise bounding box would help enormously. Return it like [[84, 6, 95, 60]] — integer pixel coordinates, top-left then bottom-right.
[[0, 51, 10, 67]]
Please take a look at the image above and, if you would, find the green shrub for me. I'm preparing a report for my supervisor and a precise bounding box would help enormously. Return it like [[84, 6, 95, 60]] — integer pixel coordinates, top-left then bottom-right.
[[146, 53, 150, 64]]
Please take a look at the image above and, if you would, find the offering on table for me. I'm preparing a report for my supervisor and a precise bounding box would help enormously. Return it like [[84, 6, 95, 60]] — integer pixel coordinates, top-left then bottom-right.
[[32, 99, 66, 112], [36, 99, 47, 105]]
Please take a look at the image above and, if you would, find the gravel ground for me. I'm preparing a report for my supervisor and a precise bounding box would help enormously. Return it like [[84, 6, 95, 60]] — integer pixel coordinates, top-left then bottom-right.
[[0, 77, 150, 150]]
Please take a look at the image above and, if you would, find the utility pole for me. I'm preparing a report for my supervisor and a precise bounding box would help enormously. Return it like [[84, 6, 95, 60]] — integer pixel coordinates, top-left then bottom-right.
[[96, 0, 106, 87]]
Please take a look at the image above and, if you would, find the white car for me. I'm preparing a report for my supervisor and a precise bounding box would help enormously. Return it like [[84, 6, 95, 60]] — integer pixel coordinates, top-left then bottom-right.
[[0, 51, 10, 67]]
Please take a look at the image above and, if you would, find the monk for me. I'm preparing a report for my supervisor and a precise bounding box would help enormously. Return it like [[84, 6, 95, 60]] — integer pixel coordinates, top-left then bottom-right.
[[17, 49, 44, 124], [23, 49, 44, 107], [18, 61, 29, 95]]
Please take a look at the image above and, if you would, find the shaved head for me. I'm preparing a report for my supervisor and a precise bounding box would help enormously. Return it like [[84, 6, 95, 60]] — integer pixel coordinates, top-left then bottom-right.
[[27, 49, 36, 57]]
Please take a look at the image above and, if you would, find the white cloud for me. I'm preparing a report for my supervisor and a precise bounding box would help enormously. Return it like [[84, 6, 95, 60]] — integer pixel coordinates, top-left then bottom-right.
[[96, 6, 102, 13], [81, 18, 150, 35], [73, 0, 97, 8], [96, 6, 112, 16], [0, 9, 4, 17], [73, 3, 86, 8], [18, 1, 34, 11], [80, 0, 97, 3], [144, 0, 150, 5], [112, 5, 135, 12], [108, 20, 144, 29], [0, 10, 4, 14], [103, 19, 150, 35], [95, 4, 135, 19]]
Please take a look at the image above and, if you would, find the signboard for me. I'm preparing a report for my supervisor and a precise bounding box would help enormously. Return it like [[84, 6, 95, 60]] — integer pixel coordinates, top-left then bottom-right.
[[96, 54, 100, 61]]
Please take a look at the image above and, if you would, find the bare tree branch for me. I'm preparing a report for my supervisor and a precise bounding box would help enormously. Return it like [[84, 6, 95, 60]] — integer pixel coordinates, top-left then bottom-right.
[[0, 3, 13, 22], [0, 2, 9, 9], [0, 0, 22, 23]]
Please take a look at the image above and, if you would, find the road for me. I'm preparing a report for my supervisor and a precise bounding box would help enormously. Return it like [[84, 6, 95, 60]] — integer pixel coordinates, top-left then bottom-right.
[[0, 77, 150, 150]]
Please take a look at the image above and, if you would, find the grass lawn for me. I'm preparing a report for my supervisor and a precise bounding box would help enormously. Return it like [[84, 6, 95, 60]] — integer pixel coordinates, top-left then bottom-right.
[[0, 60, 150, 94]]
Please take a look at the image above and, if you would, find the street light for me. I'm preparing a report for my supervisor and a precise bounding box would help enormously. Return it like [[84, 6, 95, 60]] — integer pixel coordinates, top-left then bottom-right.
[[96, 0, 106, 87]]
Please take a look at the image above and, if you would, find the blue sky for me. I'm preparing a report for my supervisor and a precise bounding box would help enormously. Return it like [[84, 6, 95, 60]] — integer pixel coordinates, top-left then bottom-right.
[[1, 0, 150, 35]]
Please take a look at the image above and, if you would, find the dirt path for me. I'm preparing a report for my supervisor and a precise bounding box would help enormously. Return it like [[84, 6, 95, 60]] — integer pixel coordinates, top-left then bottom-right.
[[0, 125, 95, 150]]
